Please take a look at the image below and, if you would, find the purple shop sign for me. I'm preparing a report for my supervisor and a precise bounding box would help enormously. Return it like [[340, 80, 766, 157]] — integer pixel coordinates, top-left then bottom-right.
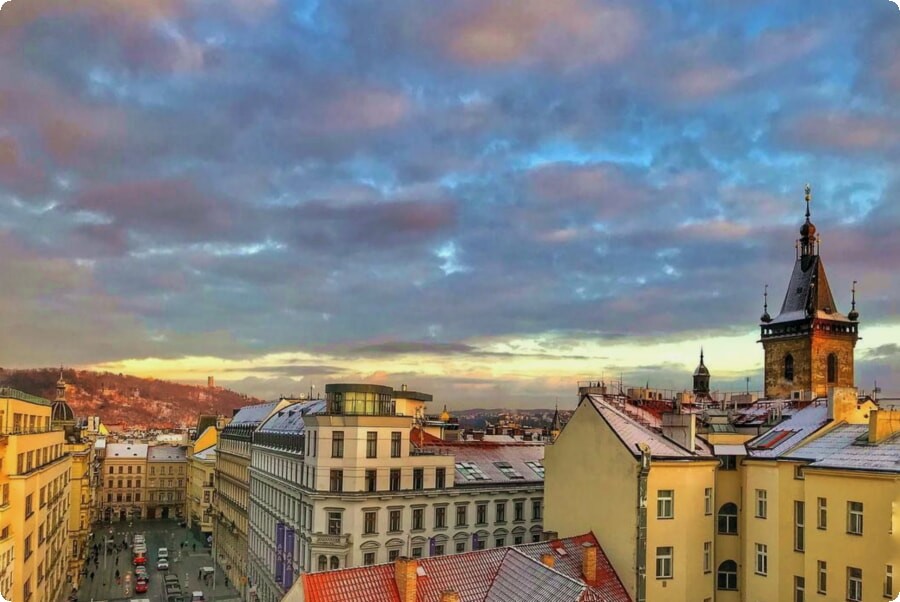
[[283, 528, 295, 589], [275, 522, 285, 583]]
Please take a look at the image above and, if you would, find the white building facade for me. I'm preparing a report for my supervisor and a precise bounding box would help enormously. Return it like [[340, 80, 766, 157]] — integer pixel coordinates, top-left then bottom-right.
[[246, 384, 546, 602]]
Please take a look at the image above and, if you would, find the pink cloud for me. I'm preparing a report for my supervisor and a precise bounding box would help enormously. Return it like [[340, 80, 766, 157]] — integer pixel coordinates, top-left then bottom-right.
[[439, 0, 641, 69], [776, 110, 900, 153]]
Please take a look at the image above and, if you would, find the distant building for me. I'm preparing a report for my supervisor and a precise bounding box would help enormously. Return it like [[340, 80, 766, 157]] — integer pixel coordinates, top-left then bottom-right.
[[146, 445, 188, 519], [100, 442, 148, 521]]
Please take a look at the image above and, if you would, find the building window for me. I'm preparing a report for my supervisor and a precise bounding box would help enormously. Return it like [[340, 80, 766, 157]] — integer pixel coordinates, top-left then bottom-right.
[[389, 469, 401, 492], [717, 560, 738, 590], [389, 549, 401, 561], [532, 500, 542, 521], [390, 432, 401, 458], [793, 464, 804, 480], [496, 501, 506, 524], [817, 497, 827, 529], [331, 432, 344, 458], [794, 501, 805, 551], [827, 353, 837, 384], [456, 505, 467, 527], [847, 501, 863, 535], [794, 576, 805, 602], [435, 467, 446, 489], [703, 542, 712, 573], [412, 547, 423, 559], [495, 537, 505, 548], [704, 488, 712, 515], [327, 512, 342, 535], [330, 556, 339, 570], [363, 552, 375, 566], [755, 543, 768, 576], [365, 469, 377, 493], [413, 468, 424, 491], [359, 431, 376, 459], [755, 489, 767, 518], [454, 542, 465, 554], [435, 506, 446, 529], [655, 547, 673, 579], [412, 508, 424, 531], [784, 354, 794, 381], [718, 503, 738, 534], [720, 455, 737, 470], [434, 544, 445, 556], [817, 560, 827, 594], [317, 555, 327, 571], [885, 565, 893, 599], [514, 501, 524, 522], [389, 509, 402, 533], [329, 469, 343, 493], [847, 567, 863, 602], [25, 494, 33, 517], [657, 490, 674, 519], [475, 503, 487, 525], [363, 511, 377, 535]]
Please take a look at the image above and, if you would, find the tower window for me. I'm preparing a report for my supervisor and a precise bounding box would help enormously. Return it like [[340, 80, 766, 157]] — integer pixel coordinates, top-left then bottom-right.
[[784, 354, 794, 381], [827, 353, 837, 384]]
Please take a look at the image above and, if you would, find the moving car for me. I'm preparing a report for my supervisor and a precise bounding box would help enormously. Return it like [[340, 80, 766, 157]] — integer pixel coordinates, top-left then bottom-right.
[[158, 547, 169, 559], [135, 579, 149, 594], [134, 566, 148, 579], [133, 553, 147, 566], [157, 559, 170, 571]]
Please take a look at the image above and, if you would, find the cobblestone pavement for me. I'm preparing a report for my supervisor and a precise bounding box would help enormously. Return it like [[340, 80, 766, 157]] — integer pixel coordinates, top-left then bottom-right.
[[73, 518, 241, 602]]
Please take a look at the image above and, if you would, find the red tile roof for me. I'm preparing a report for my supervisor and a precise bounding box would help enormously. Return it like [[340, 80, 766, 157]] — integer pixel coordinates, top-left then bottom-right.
[[299, 533, 631, 602]]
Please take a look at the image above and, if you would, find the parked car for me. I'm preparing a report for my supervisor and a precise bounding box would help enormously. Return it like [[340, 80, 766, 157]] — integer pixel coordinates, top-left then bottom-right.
[[191, 592, 205, 602], [134, 566, 148, 579], [164, 575, 180, 587], [133, 534, 145, 545], [133, 553, 147, 566], [158, 547, 169, 559], [135, 579, 149, 594], [157, 559, 170, 571]]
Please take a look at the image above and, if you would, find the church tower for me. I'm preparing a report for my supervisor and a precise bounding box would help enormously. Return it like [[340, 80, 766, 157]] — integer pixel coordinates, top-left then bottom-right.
[[760, 185, 859, 399], [692, 348, 711, 398]]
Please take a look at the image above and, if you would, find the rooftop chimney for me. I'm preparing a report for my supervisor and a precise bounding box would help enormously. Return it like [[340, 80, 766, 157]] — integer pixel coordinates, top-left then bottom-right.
[[395, 557, 417, 602], [827, 387, 864, 424], [440, 590, 461, 602], [582, 542, 598, 584], [541, 553, 555, 568], [661, 411, 697, 451], [868, 408, 900, 444]]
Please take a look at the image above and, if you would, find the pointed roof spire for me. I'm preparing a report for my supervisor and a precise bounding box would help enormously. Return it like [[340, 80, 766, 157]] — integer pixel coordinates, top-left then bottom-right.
[[551, 402, 561, 432], [760, 283, 772, 323], [799, 184, 817, 257], [848, 280, 859, 321]]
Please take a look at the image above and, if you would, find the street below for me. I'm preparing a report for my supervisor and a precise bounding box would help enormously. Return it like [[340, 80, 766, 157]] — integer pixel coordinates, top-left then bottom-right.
[[74, 518, 240, 602]]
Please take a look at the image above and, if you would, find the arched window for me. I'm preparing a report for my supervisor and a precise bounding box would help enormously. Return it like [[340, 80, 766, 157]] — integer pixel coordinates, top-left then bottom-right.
[[827, 353, 837, 384], [330, 556, 340, 570], [317, 555, 327, 572], [717, 560, 738, 590], [784, 354, 794, 381], [718, 503, 738, 535]]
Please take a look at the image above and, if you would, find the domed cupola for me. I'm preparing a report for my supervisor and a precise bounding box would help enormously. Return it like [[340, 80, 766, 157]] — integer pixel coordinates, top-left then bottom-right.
[[692, 349, 711, 397], [51, 370, 76, 433]]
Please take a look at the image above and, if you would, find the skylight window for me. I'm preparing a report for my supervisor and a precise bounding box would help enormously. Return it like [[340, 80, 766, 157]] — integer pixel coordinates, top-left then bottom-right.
[[494, 461, 524, 479], [749, 429, 797, 450], [456, 461, 489, 481], [525, 461, 544, 478]]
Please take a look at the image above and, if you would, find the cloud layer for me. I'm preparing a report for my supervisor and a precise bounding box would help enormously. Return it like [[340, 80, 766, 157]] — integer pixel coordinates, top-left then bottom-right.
[[1, 0, 899, 406]]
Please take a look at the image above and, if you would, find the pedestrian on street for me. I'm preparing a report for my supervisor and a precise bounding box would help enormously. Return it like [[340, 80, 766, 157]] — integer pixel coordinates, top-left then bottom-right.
[[198, 569, 202, 580], [193, 543, 196, 552], [90, 572, 94, 582], [115, 569, 120, 579]]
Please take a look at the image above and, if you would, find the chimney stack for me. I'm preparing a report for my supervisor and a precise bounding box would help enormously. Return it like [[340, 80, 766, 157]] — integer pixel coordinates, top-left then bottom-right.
[[440, 590, 461, 602], [541, 553, 555, 568], [868, 408, 900, 444], [582, 542, 598, 584], [395, 557, 418, 602]]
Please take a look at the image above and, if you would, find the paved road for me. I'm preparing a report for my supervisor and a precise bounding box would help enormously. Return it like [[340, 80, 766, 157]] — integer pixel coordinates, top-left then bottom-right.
[[73, 519, 240, 602]]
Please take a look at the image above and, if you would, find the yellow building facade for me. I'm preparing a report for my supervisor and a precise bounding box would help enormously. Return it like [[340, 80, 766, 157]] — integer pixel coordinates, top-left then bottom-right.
[[0, 387, 73, 602], [188, 425, 219, 543], [100, 442, 148, 521]]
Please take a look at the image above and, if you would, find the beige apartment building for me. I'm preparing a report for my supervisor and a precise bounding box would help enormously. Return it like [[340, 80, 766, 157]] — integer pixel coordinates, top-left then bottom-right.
[[101, 442, 148, 521], [146, 445, 188, 519], [216, 400, 288, 600], [187, 423, 220, 543]]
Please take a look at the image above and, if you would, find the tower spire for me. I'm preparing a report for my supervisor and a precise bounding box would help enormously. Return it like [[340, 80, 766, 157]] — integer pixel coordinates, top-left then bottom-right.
[[848, 280, 859, 321], [760, 284, 771, 323]]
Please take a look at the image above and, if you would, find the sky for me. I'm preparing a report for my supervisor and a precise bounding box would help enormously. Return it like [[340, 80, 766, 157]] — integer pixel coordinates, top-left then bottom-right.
[[1, 0, 899, 409]]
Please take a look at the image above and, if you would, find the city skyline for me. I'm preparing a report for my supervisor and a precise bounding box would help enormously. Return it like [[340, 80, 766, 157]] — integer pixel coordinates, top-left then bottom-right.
[[2, 0, 900, 407]]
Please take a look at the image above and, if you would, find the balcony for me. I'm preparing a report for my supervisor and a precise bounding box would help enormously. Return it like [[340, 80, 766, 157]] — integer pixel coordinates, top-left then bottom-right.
[[309, 533, 351, 548]]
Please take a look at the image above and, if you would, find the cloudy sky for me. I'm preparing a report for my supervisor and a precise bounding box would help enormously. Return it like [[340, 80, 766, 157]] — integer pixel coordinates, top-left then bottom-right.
[[1, 0, 899, 408]]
